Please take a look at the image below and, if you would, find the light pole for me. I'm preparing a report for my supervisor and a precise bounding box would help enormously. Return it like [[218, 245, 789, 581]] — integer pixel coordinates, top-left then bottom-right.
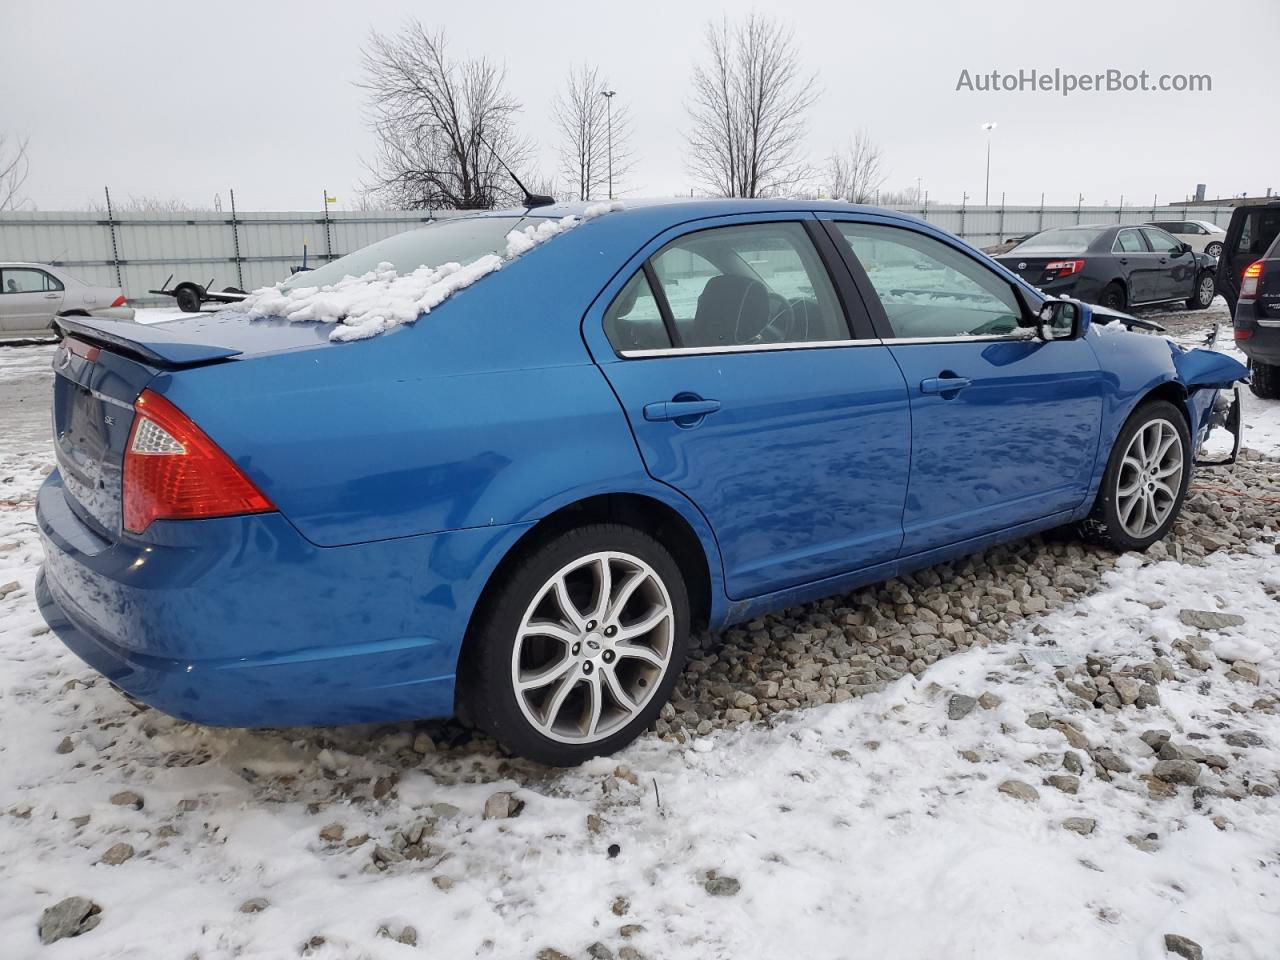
[[981, 122, 997, 205], [600, 88, 617, 200]]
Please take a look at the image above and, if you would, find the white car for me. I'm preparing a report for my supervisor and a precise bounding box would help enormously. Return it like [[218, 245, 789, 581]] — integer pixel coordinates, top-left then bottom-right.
[[0, 262, 134, 339], [1144, 219, 1227, 259]]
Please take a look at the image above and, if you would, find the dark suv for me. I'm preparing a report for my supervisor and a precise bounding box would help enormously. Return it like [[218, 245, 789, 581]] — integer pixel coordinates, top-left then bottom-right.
[[1217, 201, 1280, 310], [1231, 228, 1280, 399]]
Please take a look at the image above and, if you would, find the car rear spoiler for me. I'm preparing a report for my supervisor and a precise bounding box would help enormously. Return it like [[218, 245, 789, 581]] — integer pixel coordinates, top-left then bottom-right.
[[53, 315, 243, 369]]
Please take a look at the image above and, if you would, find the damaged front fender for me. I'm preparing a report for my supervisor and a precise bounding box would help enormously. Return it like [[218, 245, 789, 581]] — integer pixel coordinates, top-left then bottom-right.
[[1172, 345, 1248, 392]]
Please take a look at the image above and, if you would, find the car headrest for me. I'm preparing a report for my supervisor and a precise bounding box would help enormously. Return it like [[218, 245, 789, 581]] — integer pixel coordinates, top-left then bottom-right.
[[693, 274, 770, 345]]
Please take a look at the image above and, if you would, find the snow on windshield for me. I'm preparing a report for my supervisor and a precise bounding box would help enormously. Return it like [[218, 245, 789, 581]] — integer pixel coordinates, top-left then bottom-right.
[[236, 202, 623, 342]]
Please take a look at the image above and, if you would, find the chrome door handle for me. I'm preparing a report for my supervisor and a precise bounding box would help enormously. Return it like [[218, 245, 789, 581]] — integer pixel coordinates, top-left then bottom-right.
[[920, 376, 972, 395], [643, 398, 721, 421]]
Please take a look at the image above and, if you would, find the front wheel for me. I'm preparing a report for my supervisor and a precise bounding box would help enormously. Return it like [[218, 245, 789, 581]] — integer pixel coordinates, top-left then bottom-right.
[[1186, 271, 1216, 310], [1250, 358, 1280, 400], [1081, 400, 1190, 552], [462, 524, 690, 766], [1205, 241, 1223, 259]]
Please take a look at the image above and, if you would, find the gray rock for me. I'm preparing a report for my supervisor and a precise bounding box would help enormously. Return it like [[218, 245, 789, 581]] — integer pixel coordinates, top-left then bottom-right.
[[1026, 712, 1052, 729], [38, 897, 102, 944], [412, 732, 435, 754], [109, 790, 143, 810], [0, 580, 19, 598], [704, 875, 741, 896], [1091, 748, 1132, 774], [483, 791, 523, 819], [947, 695, 978, 720], [98, 842, 134, 866], [1163, 934, 1203, 960], [1153, 760, 1200, 786], [1224, 730, 1264, 748], [239, 897, 269, 913], [1062, 817, 1096, 836], [1044, 774, 1080, 795], [1178, 609, 1245, 631], [587, 943, 614, 960], [55, 736, 74, 755], [1140, 729, 1172, 751], [997, 780, 1040, 802]]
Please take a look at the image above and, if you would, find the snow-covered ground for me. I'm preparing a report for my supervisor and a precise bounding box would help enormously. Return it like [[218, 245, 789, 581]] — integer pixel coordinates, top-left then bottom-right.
[[1, 304, 1278, 959]]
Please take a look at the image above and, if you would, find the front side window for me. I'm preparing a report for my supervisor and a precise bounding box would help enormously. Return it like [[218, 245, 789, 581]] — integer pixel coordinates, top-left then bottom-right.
[[1142, 228, 1182, 254], [1, 268, 61, 294], [833, 223, 1023, 339], [1114, 229, 1147, 253], [603, 271, 671, 352], [647, 222, 848, 349]]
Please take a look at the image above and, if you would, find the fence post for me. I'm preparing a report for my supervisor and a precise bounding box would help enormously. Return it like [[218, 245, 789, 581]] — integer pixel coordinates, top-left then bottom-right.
[[922, 192, 928, 221], [103, 186, 122, 289], [229, 188, 244, 290], [1076, 195, 1083, 224], [960, 194, 967, 238], [1118, 195, 1124, 222], [1038, 193, 1045, 232], [998, 192, 1005, 242], [322, 190, 334, 263]]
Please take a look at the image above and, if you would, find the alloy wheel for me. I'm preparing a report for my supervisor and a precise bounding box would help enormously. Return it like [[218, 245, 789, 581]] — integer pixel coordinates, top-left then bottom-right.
[[1198, 275, 1214, 306], [510, 551, 675, 744], [1116, 418, 1184, 539]]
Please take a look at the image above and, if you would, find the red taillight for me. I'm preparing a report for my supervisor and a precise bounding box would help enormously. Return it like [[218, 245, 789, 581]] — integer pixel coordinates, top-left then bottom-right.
[[123, 390, 274, 534], [1240, 260, 1263, 300], [1234, 328, 1253, 340], [1044, 259, 1085, 278], [110, 294, 128, 308]]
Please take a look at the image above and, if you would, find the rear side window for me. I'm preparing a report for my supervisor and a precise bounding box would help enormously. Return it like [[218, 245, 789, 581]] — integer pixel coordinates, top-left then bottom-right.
[[834, 223, 1022, 339], [1, 268, 62, 294], [647, 222, 849, 349], [1012, 227, 1102, 253], [603, 271, 671, 352], [1114, 229, 1147, 253]]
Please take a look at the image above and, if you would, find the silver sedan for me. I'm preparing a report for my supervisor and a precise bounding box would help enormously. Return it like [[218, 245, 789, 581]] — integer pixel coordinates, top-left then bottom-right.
[[0, 262, 134, 338]]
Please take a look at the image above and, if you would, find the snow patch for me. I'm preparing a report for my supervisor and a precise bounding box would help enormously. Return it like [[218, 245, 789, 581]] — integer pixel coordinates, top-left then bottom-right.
[[235, 202, 624, 343]]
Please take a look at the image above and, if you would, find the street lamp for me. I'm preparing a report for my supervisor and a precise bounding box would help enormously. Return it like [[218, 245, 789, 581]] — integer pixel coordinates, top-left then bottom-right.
[[600, 88, 617, 200], [981, 121, 997, 205]]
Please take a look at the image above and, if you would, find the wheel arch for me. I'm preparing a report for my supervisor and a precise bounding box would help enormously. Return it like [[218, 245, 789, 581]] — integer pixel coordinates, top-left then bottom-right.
[[454, 490, 722, 711]]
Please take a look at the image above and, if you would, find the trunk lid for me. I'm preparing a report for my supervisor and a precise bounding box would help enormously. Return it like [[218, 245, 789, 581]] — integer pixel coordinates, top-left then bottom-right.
[[995, 255, 1065, 284], [50, 311, 332, 540]]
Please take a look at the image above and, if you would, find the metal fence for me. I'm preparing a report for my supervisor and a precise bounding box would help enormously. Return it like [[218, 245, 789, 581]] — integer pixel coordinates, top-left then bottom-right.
[[0, 202, 1236, 306]]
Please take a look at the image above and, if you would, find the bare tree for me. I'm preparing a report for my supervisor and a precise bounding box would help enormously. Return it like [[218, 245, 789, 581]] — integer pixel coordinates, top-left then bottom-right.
[[685, 14, 819, 198], [86, 193, 209, 213], [553, 64, 633, 201], [825, 131, 885, 203], [359, 22, 529, 210], [1, 134, 31, 212]]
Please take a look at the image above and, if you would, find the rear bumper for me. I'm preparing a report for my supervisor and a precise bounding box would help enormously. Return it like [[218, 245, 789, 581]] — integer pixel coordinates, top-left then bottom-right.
[[36, 469, 532, 727], [1234, 321, 1280, 364]]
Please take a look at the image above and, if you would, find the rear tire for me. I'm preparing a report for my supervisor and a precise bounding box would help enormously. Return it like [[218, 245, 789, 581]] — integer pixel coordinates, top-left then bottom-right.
[[1249, 358, 1280, 400], [1097, 282, 1127, 311], [1186, 271, 1215, 310], [461, 524, 690, 766], [1080, 400, 1191, 552], [1205, 241, 1223, 259]]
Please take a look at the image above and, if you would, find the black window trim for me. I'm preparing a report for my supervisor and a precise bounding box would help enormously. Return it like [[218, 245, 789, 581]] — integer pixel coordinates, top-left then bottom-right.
[[608, 215, 881, 359], [819, 217, 1037, 344]]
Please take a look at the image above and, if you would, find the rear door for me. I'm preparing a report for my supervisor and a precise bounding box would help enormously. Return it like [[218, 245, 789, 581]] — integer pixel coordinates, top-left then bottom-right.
[[1219, 205, 1280, 308], [1113, 228, 1156, 302], [822, 215, 1104, 555], [0, 267, 64, 331], [586, 215, 911, 600]]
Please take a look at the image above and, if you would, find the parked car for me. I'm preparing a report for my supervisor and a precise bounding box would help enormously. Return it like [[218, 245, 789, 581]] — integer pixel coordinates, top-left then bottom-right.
[[1143, 219, 1227, 259], [1231, 228, 1280, 399], [1216, 201, 1280, 312], [35, 201, 1245, 765], [995, 224, 1218, 312], [0, 262, 133, 338]]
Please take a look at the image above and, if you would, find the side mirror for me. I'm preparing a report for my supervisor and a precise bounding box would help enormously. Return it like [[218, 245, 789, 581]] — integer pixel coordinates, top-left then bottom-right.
[[1180, 242, 1193, 255], [1036, 299, 1084, 341]]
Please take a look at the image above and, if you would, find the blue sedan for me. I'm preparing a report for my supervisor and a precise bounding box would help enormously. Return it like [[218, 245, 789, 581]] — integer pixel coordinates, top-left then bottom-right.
[[36, 200, 1246, 765]]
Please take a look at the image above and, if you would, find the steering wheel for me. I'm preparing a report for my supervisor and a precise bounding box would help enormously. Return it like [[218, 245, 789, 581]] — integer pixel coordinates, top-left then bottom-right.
[[754, 291, 794, 342]]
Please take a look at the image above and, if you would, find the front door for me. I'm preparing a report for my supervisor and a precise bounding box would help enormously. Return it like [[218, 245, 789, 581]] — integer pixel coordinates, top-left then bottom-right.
[[1141, 227, 1193, 301], [1113, 227, 1158, 303], [589, 218, 911, 600], [822, 216, 1105, 556]]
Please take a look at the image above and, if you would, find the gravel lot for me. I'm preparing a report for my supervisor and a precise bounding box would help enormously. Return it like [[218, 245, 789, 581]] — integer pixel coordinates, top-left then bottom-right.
[[2, 302, 1278, 959]]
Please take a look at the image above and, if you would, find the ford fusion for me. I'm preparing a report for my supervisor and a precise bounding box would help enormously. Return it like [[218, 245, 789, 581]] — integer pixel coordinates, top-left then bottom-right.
[[36, 200, 1246, 765]]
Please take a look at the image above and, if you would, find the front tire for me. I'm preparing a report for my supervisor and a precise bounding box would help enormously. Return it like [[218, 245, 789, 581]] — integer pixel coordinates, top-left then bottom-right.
[[174, 285, 203, 313], [1186, 271, 1215, 310], [1250, 358, 1280, 400], [462, 524, 690, 766], [1081, 400, 1191, 552], [1206, 241, 1223, 259]]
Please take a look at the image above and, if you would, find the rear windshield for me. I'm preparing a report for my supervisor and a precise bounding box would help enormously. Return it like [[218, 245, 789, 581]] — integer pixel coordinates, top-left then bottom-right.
[[282, 215, 526, 290], [1012, 228, 1103, 253]]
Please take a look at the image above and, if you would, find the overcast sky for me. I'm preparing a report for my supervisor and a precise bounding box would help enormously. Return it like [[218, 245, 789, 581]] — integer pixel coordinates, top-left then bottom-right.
[[5, 0, 1277, 211]]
